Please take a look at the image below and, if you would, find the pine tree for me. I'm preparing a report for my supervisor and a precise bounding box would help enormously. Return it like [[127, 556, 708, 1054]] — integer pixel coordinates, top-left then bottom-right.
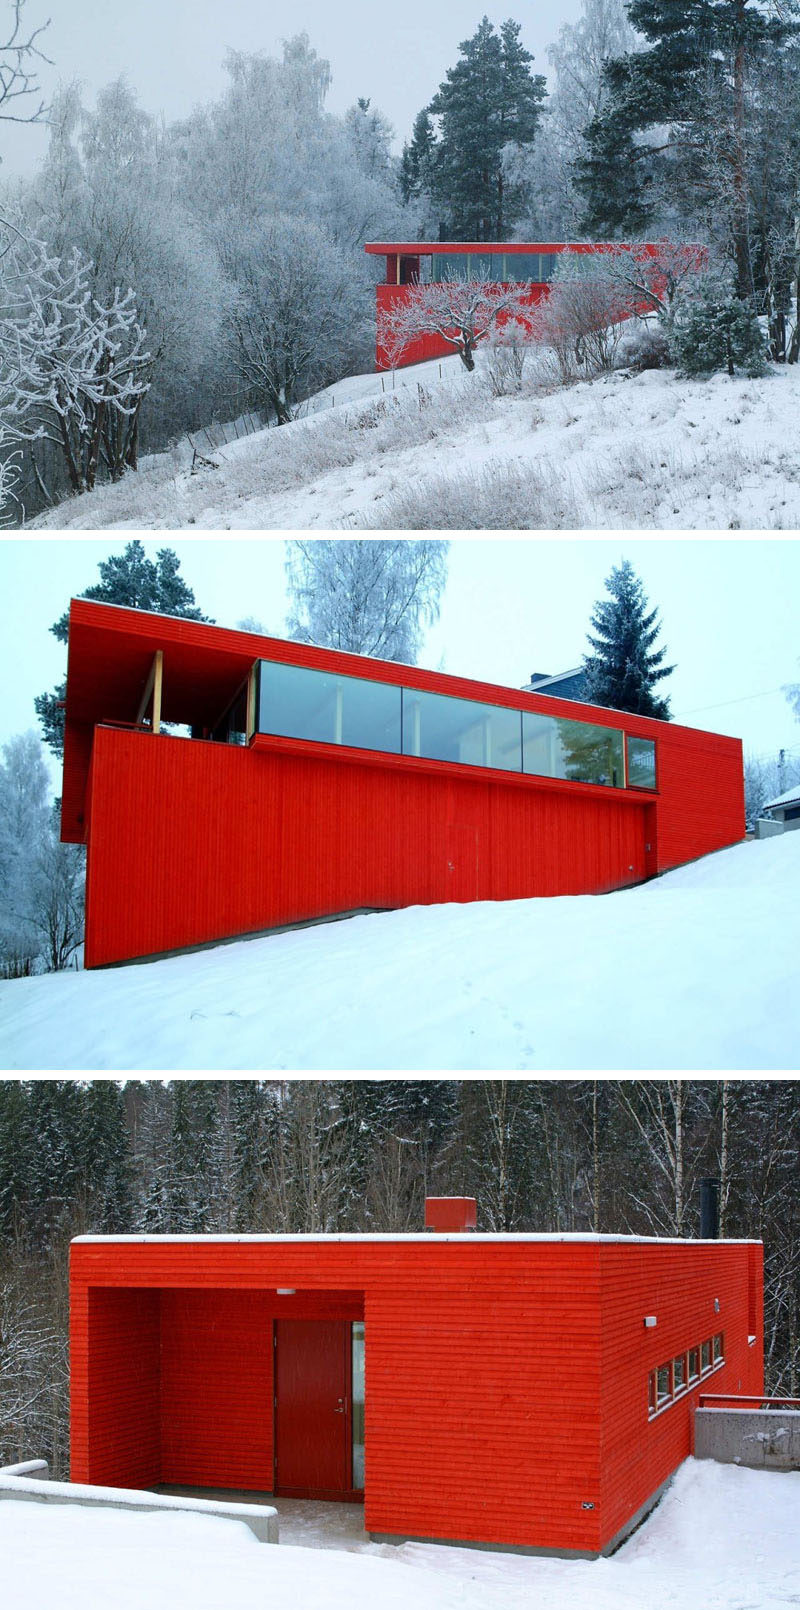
[[423, 16, 546, 239], [35, 541, 212, 758], [671, 272, 768, 377], [582, 559, 674, 719], [574, 0, 800, 299]]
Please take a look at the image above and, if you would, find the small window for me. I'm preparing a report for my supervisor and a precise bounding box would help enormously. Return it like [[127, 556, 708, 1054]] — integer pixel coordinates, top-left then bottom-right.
[[701, 1340, 712, 1371], [656, 1364, 671, 1403], [713, 1333, 724, 1363], [673, 1354, 686, 1392], [688, 1347, 700, 1381], [648, 1373, 657, 1414], [626, 735, 657, 790]]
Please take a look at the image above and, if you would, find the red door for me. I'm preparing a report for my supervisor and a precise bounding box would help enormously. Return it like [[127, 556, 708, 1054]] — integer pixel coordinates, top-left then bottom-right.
[[274, 1320, 352, 1497]]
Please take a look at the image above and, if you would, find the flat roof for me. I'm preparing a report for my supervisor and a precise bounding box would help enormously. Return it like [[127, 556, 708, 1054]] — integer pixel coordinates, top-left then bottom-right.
[[72, 1232, 761, 1246], [364, 241, 658, 255]]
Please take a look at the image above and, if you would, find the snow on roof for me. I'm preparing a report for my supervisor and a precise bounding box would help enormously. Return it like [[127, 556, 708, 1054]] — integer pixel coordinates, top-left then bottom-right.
[[72, 1232, 761, 1246], [763, 783, 800, 810]]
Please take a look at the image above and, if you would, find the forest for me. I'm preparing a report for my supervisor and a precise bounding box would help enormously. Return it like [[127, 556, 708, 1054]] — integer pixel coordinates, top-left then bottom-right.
[[0, 1078, 797, 1478]]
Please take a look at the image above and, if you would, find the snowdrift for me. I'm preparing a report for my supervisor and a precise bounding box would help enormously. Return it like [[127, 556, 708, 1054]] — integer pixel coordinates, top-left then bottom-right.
[[1, 1459, 799, 1610], [1, 832, 797, 1072]]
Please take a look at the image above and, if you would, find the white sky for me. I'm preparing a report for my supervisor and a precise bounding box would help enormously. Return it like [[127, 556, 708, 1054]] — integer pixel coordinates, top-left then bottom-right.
[[2, 536, 799, 797], [0, 0, 582, 177]]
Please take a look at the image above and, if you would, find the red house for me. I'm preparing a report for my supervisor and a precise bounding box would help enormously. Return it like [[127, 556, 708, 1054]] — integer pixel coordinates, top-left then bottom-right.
[[69, 1211, 764, 1554], [61, 600, 745, 969], [366, 241, 672, 369]]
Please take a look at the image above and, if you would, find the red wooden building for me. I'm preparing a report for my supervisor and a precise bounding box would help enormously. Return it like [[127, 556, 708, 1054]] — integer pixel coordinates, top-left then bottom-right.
[[69, 1213, 763, 1554], [366, 241, 670, 369], [61, 601, 745, 969]]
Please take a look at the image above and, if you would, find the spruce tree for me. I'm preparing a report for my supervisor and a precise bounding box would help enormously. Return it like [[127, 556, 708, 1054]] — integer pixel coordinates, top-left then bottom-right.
[[399, 109, 436, 204], [422, 16, 546, 239], [582, 559, 674, 719], [35, 541, 212, 758]]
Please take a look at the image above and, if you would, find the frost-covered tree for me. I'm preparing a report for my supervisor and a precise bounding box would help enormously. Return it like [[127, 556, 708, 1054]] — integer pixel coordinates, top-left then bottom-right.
[[671, 270, 768, 377], [0, 0, 50, 126], [35, 540, 211, 757], [285, 539, 449, 663], [582, 558, 674, 719], [380, 276, 533, 372], [221, 215, 367, 424], [0, 730, 49, 976], [0, 233, 152, 493]]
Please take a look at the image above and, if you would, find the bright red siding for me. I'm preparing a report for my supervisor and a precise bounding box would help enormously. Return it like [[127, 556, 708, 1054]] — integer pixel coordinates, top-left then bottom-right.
[[63, 602, 745, 969], [69, 1236, 761, 1553]]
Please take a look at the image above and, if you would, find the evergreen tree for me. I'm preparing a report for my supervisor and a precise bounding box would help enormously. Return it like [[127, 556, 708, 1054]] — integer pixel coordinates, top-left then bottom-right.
[[35, 540, 212, 758], [423, 16, 546, 239], [582, 559, 674, 719], [399, 109, 436, 204], [671, 273, 768, 377], [574, 0, 800, 299]]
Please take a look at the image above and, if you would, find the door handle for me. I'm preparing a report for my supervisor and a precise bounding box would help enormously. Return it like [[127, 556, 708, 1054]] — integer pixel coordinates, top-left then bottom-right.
[[334, 1398, 346, 1414]]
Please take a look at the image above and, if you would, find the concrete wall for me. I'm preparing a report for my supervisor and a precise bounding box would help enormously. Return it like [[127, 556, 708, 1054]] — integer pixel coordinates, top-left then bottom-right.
[[0, 1468, 278, 1542], [694, 1408, 800, 1469]]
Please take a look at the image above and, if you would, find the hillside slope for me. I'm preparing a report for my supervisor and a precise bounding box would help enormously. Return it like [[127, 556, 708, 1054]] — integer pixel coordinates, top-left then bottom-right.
[[1, 833, 797, 1072], [30, 357, 800, 531]]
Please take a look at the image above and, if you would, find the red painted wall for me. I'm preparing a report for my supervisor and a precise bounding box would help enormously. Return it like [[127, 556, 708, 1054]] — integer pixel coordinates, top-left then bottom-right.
[[70, 1236, 761, 1552], [63, 605, 744, 969]]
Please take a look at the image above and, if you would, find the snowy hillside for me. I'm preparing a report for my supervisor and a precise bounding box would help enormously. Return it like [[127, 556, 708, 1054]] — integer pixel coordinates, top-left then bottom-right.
[[2, 1460, 799, 1610], [1, 832, 798, 1073], [29, 355, 800, 531]]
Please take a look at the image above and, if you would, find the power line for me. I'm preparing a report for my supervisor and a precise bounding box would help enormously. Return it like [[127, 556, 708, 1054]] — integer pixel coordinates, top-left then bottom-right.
[[676, 684, 792, 718]]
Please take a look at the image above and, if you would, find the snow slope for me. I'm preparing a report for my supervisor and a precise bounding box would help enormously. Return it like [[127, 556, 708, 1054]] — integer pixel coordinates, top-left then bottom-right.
[[1, 832, 797, 1073], [29, 354, 800, 531], [1, 1460, 799, 1610]]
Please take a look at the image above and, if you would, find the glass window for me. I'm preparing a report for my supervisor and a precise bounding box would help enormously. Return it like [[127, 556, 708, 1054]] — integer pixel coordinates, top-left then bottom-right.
[[212, 682, 248, 745], [352, 1321, 365, 1490], [656, 1364, 671, 1403], [258, 661, 401, 754], [673, 1354, 686, 1392], [713, 1333, 724, 1363], [688, 1347, 700, 1381], [648, 1373, 656, 1414], [431, 252, 469, 281], [504, 252, 541, 282], [627, 735, 657, 790], [701, 1340, 712, 1371], [523, 711, 624, 788], [539, 252, 557, 280], [402, 688, 521, 771]]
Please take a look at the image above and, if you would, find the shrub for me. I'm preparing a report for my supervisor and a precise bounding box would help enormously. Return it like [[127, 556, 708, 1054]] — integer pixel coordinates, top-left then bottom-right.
[[671, 276, 768, 378], [615, 324, 671, 372]]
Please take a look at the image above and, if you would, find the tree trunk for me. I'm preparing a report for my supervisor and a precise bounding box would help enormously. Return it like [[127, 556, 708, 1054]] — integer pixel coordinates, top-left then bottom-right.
[[719, 1080, 730, 1238], [732, 18, 754, 301]]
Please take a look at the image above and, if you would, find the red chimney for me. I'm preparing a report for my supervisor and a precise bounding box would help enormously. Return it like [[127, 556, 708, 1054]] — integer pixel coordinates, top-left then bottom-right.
[[424, 1197, 477, 1232]]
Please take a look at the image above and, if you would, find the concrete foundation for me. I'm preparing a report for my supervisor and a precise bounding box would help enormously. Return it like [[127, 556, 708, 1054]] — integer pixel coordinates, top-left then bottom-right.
[[694, 1408, 800, 1470]]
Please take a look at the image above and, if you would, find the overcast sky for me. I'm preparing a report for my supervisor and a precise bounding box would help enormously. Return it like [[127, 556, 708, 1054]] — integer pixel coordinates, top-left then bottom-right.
[[2, 536, 799, 796], [0, 0, 583, 177]]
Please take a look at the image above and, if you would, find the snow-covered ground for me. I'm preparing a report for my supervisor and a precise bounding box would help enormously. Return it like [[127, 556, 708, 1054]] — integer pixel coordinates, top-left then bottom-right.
[[29, 352, 800, 531], [1, 832, 797, 1072], [2, 1461, 799, 1610]]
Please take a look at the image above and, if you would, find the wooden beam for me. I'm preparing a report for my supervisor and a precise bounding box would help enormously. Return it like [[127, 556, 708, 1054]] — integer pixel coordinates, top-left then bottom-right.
[[136, 649, 163, 732]]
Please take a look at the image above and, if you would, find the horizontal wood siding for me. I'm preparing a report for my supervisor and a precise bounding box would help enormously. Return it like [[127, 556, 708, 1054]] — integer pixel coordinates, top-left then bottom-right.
[[72, 1287, 160, 1488], [598, 1242, 763, 1549], [71, 1239, 602, 1550]]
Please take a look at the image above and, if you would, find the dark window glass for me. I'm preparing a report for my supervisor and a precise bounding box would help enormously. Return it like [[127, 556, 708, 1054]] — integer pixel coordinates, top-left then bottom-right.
[[523, 711, 624, 788], [258, 661, 401, 754], [701, 1340, 712, 1371], [713, 1333, 724, 1362], [688, 1347, 700, 1380], [431, 252, 469, 281], [468, 252, 499, 280], [539, 252, 557, 280], [673, 1354, 686, 1392], [504, 252, 541, 282], [212, 682, 248, 746], [627, 735, 657, 790], [402, 688, 521, 771], [656, 1364, 671, 1402]]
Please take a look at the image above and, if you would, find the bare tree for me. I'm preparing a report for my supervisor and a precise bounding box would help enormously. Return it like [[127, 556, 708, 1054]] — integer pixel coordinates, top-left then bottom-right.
[[286, 539, 449, 663], [380, 277, 534, 372], [0, 0, 51, 126]]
